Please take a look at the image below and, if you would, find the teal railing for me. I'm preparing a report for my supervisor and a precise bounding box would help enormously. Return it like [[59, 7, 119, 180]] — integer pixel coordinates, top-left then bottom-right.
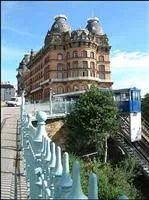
[[21, 97, 128, 199]]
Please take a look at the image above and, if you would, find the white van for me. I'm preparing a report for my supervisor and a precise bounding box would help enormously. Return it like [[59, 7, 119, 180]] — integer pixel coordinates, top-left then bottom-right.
[[6, 97, 22, 107]]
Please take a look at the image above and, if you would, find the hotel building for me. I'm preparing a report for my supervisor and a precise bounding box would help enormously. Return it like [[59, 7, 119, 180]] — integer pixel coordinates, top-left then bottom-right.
[[16, 15, 113, 101]]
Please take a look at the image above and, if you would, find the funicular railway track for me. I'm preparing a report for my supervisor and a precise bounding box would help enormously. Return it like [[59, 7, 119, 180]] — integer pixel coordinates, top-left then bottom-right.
[[116, 132, 149, 175], [116, 116, 149, 175]]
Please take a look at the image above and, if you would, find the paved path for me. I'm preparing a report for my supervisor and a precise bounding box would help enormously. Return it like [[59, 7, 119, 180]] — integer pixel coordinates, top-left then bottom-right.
[[1, 107, 28, 199]]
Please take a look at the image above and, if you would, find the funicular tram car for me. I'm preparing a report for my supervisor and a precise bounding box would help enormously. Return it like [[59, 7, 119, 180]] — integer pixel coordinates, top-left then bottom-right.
[[114, 87, 142, 142], [54, 87, 142, 142]]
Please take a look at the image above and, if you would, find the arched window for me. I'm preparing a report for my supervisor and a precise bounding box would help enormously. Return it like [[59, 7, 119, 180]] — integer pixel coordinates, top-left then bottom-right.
[[73, 61, 79, 77], [99, 65, 105, 72], [73, 51, 78, 58], [57, 86, 63, 94], [81, 51, 87, 58], [73, 85, 79, 91], [90, 52, 94, 59], [90, 62, 95, 77], [99, 55, 104, 62], [57, 63, 63, 79], [57, 53, 63, 60], [82, 61, 88, 76]]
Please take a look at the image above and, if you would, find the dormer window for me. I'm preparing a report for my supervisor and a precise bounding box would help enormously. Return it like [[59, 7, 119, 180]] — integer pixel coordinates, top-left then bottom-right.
[[57, 53, 63, 60], [99, 55, 104, 62], [73, 51, 78, 58], [81, 51, 87, 58]]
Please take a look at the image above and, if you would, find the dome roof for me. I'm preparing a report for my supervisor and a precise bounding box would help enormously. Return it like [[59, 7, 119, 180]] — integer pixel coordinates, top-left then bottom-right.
[[86, 17, 104, 35], [50, 14, 71, 33]]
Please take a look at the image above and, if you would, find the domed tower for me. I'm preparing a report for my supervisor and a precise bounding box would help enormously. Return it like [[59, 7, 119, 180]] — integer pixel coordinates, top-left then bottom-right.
[[51, 14, 71, 33], [44, 14, 71, 46], [86, 17, 104, 35]]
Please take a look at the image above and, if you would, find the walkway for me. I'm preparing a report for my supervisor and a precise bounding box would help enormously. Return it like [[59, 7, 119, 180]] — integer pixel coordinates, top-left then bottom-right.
[[1, 107, 28, 199]]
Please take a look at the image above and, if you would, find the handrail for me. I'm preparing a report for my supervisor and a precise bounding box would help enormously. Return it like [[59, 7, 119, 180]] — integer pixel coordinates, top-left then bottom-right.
[[20, 97, 128, 199]]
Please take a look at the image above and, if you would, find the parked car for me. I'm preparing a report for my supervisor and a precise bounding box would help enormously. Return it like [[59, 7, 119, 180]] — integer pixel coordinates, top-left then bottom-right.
[[6, 97, 22, 107]]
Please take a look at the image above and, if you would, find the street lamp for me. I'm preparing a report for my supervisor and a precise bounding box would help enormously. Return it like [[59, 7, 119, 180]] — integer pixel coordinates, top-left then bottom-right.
[[49, 87, 53, 115]]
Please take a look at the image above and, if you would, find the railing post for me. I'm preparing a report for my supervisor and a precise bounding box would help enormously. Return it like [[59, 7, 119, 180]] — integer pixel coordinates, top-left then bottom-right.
[[33, 111, 47, 199], [59, 152, 72, 199], [20, 91, 25, 150], [48, 142, 56, 198], [64, 98, 67, 114], [67, 160, 88, 199], [88, 172, 98, 199], [53, 146, 63, 198], [119, 194, 129, 200]]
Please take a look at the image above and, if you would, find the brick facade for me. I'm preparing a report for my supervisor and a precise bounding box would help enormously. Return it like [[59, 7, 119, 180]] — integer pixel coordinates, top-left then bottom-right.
[[16, 15, 113, 101]]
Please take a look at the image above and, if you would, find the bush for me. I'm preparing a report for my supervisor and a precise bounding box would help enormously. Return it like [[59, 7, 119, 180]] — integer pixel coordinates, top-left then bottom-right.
[[69, 154, 142, 199]]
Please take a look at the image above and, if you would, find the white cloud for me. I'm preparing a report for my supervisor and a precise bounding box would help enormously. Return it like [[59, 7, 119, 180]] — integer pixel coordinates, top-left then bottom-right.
[[111, 50, 149, 69], [111, 50, 149, 96]]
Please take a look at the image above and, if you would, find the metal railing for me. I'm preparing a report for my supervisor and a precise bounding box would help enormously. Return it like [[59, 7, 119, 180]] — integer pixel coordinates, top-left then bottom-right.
[[24, 100, 76, 117], [20, 97, 128, 199]]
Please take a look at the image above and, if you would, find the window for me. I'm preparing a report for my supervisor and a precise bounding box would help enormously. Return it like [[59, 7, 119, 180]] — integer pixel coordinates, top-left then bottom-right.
[[81, 51, 87, 58], [57, 63, 63, 79], [99, 65, 105, 72], [83, 61, 88, 76], [57, 53, 63, 60], [57, 87, 63, 94], [90, 52, 94, 59], [73, 61, 78, 77], [67, 63, 70, 77], [90, 62, 95, 77], [73, 61, 78, 69], [73, 51, 78, 58], [121, 93, 129, 101], [99, 73, 105, 80], [99, 56, 104, 62]]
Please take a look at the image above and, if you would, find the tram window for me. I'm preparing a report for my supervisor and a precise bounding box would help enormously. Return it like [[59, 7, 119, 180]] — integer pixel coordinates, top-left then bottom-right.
[[131, 91, 139, 100], [120, 93, 129, 101], [115, 94, 121, 101]]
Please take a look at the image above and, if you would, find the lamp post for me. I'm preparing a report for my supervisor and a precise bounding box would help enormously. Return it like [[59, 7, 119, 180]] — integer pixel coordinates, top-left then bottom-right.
[[49, 87, 53, 115]]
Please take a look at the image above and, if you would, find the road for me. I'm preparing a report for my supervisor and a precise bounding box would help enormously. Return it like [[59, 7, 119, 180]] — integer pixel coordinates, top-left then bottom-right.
[[1, 106, 28, 199]]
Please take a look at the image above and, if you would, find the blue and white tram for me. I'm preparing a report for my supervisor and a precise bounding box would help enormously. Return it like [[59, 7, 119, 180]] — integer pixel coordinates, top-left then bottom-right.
[[114, 87, 141, 142], [53, 87, 142, 142]]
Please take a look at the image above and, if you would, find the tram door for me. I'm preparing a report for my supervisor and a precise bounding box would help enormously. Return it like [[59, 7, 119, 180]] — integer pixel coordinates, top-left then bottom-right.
[[130, 89, 142, 142], [130, 89, 141, 113]]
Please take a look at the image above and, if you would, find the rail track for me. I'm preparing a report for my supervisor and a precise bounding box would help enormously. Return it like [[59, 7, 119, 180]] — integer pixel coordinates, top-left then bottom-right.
[[116, 128, 149, 175]]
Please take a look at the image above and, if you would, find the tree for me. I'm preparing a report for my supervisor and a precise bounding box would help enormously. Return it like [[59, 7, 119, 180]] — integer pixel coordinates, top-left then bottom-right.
[[66, 86, 119, 162], [142, 93, 149, 123]]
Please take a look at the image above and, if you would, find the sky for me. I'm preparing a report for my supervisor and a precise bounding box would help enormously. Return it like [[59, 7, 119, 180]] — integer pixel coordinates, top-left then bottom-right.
[[1, 1, 149, 96]]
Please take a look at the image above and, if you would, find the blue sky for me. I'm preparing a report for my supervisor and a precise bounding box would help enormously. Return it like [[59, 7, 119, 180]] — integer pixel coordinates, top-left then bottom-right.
[[1, 1, 149, 96]]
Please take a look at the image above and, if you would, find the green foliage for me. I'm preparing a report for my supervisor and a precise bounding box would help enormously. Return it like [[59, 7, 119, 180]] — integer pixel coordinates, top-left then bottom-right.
[[66, 86, 119, 157], [69, 154, 141, 199], [142, 93, 149, 122], [119, 157, 143, 183]]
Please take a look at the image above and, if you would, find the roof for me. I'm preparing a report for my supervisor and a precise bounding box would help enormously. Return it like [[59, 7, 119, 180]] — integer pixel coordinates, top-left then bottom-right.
[[1, 84, 15, 89]]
